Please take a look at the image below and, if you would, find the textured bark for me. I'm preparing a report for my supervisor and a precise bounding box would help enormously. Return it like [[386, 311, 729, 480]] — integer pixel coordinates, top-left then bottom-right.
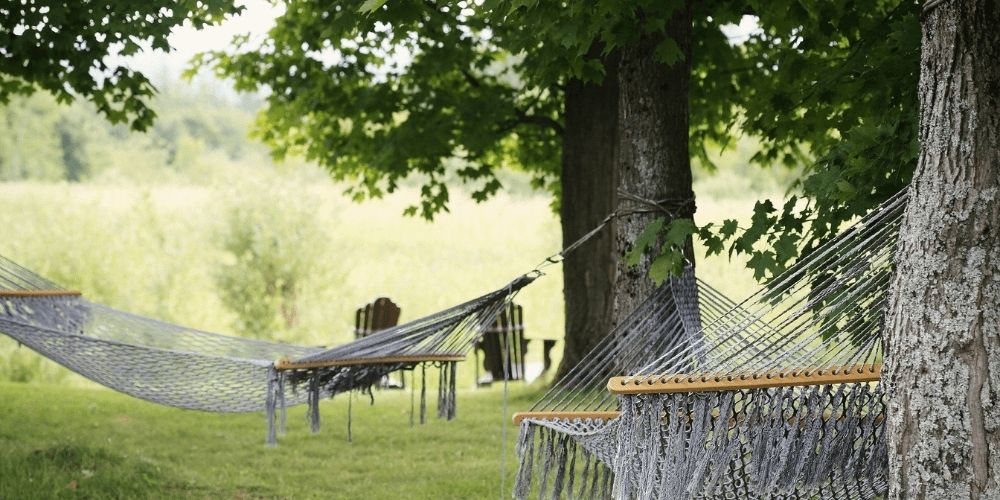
[[556, 53, 620, 378], [885, 1, 1000, 498], [612, 6, 695, 328]]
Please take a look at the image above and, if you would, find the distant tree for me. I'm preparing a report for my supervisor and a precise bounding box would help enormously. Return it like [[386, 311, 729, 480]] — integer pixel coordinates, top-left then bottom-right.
[[0, 0, 241, 130], [215, 184, 330, 340], [55, 115, 89, 181], [885, 0, 1000, 496], [0, 81, 262, 182], [0, 94, 65, 180]]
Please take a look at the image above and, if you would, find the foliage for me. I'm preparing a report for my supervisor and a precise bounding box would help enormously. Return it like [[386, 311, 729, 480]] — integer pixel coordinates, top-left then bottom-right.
[[214, 181, 334, 340], [629, 1, 921, 283], [0, 0, 241, 130], [195, 0, 568, 220], [199, 0, 919, 285], [488, 1, 743, 168], [196, 1, 754, 222], [0, 93, 68, 181]]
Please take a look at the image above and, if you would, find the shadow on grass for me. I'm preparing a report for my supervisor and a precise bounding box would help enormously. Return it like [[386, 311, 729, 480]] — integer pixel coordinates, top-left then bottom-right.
[[1, 443, 266, 499]]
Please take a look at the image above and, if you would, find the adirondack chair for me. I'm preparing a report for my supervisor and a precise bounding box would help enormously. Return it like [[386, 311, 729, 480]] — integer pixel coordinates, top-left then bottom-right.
[[355, 297, 404, 388], [354, 297, 401, 339], [475, 302, 529, 384]]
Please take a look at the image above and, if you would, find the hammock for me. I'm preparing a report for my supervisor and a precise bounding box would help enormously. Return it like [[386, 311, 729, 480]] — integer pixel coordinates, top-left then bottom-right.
[[0, 254, 533, 444], [511, 272, 743, 498], [512, 190, 906, 499]]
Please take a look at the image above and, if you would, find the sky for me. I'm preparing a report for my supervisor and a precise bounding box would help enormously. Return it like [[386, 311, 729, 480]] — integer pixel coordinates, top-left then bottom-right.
[[124, 0, 283, 82], [126, 1, 759, 87]]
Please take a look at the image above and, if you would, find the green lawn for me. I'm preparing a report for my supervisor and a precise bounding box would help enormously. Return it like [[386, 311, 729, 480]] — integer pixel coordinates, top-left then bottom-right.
[[0, 380, 545, 499]]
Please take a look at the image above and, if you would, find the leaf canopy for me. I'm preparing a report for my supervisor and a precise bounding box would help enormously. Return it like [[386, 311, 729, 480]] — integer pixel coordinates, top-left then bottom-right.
[[0, 0, 242, 130]]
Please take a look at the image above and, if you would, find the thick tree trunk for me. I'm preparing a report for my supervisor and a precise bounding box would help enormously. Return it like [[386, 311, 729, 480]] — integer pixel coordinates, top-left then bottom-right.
[[613, 6, 694, 328], [556, 53, 620, 378], [885, 1, 1000, 498]]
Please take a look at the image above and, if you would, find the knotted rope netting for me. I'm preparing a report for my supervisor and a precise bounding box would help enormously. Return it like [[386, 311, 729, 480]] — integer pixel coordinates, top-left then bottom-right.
[[512, 190, 907, 499], [0, 253, 532, 445], [511, 272, 749, 498]]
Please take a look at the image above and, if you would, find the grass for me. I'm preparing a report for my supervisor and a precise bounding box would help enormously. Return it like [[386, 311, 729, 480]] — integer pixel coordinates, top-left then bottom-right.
[[0, 380, 546, 499], [0, 148, 788, 498]]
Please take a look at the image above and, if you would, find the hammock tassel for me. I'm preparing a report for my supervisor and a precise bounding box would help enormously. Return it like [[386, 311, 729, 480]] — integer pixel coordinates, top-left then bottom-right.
[[536, 427, 554, 497], [550, 432, 568, 498], [436, 361, 457, 420], [265, 365, 279, 447], [512, 422, 536, 500], [347, 390, 353, 443], [277, 370, 287, 436], [420, 364, 427, 425], [307, 371, 321, 434], [409, 369, 415, 428]]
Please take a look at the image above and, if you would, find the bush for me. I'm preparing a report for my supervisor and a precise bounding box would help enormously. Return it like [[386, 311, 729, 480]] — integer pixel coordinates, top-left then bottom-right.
[[214, 180, 337, 342]]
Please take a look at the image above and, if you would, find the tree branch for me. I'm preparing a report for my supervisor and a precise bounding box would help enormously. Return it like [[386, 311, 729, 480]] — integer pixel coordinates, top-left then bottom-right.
[[514, 109, 564, 135]]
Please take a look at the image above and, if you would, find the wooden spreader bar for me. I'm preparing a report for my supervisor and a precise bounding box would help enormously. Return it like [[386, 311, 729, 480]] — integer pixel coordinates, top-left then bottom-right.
[[275, 354, 465, 371], [608, 364, 881, 395], [0, 290, 81, 298], [512, 411, 620, 425]]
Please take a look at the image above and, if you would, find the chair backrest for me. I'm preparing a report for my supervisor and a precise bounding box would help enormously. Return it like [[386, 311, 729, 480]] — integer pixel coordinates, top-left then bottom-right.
[[355, 297, 402, 338], [478, 302, 527, 380]]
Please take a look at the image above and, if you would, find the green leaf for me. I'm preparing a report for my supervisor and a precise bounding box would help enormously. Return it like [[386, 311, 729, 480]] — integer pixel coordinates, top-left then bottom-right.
[[747, 251, 777, 281], [358, 0, 388, 13], [720, 219, 739, 238], [653, 37, 684, 66], [774, 233, 799, 267], [698, 226, 725, 256], [624, 217, 665, 266], [649, 251, 683, 285], [664, 218, 697, 247]]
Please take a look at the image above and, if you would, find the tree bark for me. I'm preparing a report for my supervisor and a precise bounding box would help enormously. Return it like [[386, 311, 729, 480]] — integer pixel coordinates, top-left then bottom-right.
[[885, 1, 1000, 498], [612, 6, 695, 328], [556, 52, 620, 378]]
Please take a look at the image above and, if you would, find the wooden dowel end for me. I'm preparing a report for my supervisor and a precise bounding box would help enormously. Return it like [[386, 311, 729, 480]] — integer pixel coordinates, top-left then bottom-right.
[[607, 364, 881, 395], [0, 290, 81, 298]]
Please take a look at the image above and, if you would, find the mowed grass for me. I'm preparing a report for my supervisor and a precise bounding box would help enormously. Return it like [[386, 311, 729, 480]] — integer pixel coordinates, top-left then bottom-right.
[[0, 380, 545, 499]]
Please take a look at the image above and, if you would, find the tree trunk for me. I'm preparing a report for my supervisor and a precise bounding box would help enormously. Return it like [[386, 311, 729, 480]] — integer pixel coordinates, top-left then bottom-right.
[[556, 52, 620, 378], [613, 6, 694, 328], [885, 1, 1000, 498]]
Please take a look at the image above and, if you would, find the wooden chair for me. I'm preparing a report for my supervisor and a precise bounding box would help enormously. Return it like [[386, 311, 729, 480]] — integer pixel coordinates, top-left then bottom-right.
[[355, 297, 401, 339], [475, 302, 529, 384], [355, 297, 404, 388]]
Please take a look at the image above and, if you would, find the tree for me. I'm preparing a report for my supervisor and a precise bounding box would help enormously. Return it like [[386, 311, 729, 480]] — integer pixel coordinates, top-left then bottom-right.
[[631, 1, 923, 283], [612, 4, 695, 328], [557, 50, 620, 374], [216, 183, 332, 341], [0, 0, 240, 131], [884, 0, 1000, 497], [198, 0, 742, 373]]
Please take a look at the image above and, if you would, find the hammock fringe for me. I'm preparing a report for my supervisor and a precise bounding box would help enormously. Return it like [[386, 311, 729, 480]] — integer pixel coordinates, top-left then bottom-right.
[[514, 422, 615, 500]]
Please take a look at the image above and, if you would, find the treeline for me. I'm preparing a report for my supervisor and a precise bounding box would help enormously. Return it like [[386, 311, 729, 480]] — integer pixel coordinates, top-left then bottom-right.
[[0, 80, 268, 184]]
